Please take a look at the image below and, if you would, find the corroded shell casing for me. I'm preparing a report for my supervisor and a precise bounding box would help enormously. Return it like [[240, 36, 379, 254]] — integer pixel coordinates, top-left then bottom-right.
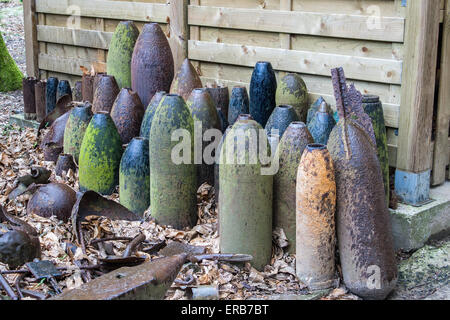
[[273, 122, 313, 253], [296, 144, 338, 290], [219, 119, 273, 271]]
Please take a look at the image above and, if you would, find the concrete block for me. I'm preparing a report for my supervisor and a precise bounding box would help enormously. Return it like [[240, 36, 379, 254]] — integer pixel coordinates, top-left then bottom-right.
[[9, 113, 40, 129], [390, 182, 450, 251], [395, 169, 431, 206]]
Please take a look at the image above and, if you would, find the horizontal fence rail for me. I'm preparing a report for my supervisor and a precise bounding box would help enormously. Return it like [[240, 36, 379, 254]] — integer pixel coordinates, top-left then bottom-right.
[[188, 5, 405, 43], [36, 0, 170, 23]]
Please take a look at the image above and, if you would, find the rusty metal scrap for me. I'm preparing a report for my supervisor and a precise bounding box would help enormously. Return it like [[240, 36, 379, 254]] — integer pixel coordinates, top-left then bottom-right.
[[52, 254, 187, 300], [0, 205, 41, 269], [7, 167, 51, 201]]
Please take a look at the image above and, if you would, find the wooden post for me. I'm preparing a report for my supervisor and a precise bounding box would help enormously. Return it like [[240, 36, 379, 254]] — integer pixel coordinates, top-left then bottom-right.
[[23, 0, 39, 78], [189, 0, 200, 71], [432, 0, 450, 186], [279, 0, 292, 50], [169, 0, 188, 73], [395, 0, 441, 205]]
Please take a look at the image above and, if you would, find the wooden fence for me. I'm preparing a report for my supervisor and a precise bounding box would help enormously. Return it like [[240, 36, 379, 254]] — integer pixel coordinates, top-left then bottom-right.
[[22, 0, 450, 187]]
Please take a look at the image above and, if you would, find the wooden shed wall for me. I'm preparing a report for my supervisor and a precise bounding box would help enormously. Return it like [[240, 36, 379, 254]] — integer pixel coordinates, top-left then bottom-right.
[[23, 0, 449, 180]]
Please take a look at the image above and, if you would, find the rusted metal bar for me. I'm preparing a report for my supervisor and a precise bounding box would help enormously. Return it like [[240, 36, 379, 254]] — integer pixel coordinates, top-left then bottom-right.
[[122, 233, 146, 258], [52, 254, 187, 300], [0, 273, 18, 300]]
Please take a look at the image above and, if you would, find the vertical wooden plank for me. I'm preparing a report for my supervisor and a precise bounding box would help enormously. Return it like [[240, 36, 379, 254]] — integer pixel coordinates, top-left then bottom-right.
[[23, 0, 39, 77], [37, 12, 48, 79], [169, 0, 188, 72], [96, 18, 107, 64], [396, 0, 441, 173], [279, 0, 292, 49], [432, 0, 450, 185], [189, 0, 200, 70]]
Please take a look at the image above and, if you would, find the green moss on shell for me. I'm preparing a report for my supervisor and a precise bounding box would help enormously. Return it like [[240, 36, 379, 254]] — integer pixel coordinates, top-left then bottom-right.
[[107, 21, 140, 89], [276, 73, 308, 122], [78, 113, 123, 195], [149, 95, 197, 229]]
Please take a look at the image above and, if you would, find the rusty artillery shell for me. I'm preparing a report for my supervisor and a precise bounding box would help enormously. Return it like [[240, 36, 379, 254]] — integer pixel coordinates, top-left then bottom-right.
[[41, 111, 72, 162], [82, 74, 94, 103], [214, 125, 232, 207], [73, 81, 83, 101], [249, 61, 277, 127], [56, 80, 72, 101], [265, 105, 299, 138], [79, 111, 123, 195], [362, 95, 390, 206], [228, 86, 249, 126], [187, 88, 221, 187], [170, 58, 202, 101], [93, 75, 120, 113], [119, 137, 150, 216], [219, 119, 273, 271], [93, 72, 107, 92], [27, 183, 77, 222], [55, 153, 76, 177], [307, 101, 336, 145], [207, 86, 229, 121], [34, 80, 46, 122], [132, 23, 174, 107], [23, 77, 38, 120], [111, 88, 145, 144], [46, 77, 59, 114], [296, 144, 338, 290], [107, 21, 140, 89], [276, 73, 308, 122], [150, 94, 197, 229], [63, 102, 93, 163], [328, 120, 397, 299], [273, 122, 313, 253]]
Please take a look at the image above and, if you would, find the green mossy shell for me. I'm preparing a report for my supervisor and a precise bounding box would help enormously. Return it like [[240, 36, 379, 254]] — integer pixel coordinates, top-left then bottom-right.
[[107, 21, 140, 89], [362, 95, 390, 206], [187, 89, 221, 187], [63, 104, 93, 163], [78, 113, 123, 195], [219, 120, 273, 270], [306, 97, 334, 126], [273, 122, 313, 253], [0, 32, 23, 92], [120, 137, 150, 216], [140, 91, 166, 139], [149, 95, 197, 229], [307, 111, 336, 145], [276, 73, 308, 122]]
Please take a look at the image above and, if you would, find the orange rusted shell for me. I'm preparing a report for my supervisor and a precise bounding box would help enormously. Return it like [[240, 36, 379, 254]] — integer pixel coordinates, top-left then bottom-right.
[[170, 58, 202, 102], [110, 88, 145, 144], [296, 144, 338, 290], [131, 23, 174, 107], [92, 75, 120, 113]]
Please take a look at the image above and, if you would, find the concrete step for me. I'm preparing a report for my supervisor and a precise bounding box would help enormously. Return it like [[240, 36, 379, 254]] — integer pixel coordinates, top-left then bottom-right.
[[9, 113, 40, 129], [389, 240, 450, 300], [390, 182, 450, 251]]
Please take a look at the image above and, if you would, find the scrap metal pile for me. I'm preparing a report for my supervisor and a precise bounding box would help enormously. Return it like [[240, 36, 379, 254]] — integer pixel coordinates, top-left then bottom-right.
[[1, 21, 397, 300]]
